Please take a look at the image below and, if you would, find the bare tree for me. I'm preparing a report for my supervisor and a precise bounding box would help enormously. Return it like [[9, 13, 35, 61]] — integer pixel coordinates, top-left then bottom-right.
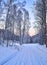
[[0, 0, 5, 45], [5, 0, 14, 46], [22, 8, 30, 43], [17, 9, 23, 45]]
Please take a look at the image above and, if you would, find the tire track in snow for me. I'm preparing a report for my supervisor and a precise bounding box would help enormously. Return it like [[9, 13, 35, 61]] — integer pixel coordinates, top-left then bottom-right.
[[29, 46, 38, 65], [15, 46, 27, 65], [0, 48, 21, 65], [0, 44, 47, 65], [35, 46, 47, 65], [23, 46, 34, 65], [3, 46, 24, 65], [32, 45, 45, 65], [37, 45, 47, 54]]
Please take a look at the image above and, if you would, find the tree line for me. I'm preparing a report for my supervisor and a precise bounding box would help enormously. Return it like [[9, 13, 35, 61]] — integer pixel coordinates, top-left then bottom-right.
[[0, 0, 30, 46], [34, 0, 47, 47]]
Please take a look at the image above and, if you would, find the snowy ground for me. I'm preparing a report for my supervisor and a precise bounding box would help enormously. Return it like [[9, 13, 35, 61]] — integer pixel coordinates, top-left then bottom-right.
[[0, 43, 47, 65]]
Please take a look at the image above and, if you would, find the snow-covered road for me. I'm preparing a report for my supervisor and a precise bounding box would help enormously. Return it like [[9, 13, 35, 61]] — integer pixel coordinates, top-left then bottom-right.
[[0, 44, 47, 65]]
